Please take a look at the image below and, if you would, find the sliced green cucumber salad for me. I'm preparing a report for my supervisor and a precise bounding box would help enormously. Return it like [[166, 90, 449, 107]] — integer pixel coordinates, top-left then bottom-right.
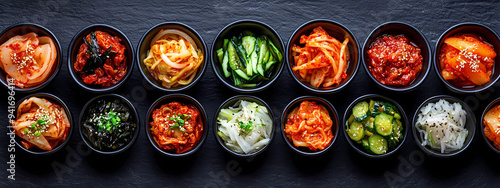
[[346, 99, 404, 155], [216, 31, 283, 87]]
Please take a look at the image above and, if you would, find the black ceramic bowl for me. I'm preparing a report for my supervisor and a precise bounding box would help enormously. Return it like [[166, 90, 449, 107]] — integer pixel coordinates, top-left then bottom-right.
[[12, 93, 73, 155], [79, 94, 140, 155], [146, 94, 208, 157], [362, 22, 431, 92], [0, 23, 62, 92], [412, 95, 475, 157], [281, 96, 339, 156], [137, 22, 207, 92], [214, 95, 275, 157], [480, 97, 500, 155], [211, 20, 285, 93], [286, 19, 360, 94], [343, 94, 408, 158], [434, 23, 500, 93], [68, 24, 134, 93]]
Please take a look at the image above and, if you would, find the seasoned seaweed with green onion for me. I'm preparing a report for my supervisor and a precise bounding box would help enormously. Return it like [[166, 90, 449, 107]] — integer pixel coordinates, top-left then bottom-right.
[[82, 98, 136, 151]]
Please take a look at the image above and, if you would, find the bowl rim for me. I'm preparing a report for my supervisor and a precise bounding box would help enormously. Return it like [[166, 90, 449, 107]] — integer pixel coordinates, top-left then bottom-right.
[[0, 23, 63, 93], [210, 19, 285, 93], [285, 19, 360, 94], [145, 93, 208, 157], [12, 93, 73, 155], [342, 94, 409, 158], [412, 95, 476, 157], [136, 22, 208, 92], [213, 95, 276, 157], [67, 24, 135, 93], [280, 95, 339, 156], [78, 93, 140, 155], [433, 22, 500, 94], [480, 96, 500, 155], [361, 21, 432, 92]]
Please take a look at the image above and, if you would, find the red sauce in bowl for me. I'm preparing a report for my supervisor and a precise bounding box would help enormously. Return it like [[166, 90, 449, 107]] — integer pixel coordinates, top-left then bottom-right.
[[367, 35, 423, 86]]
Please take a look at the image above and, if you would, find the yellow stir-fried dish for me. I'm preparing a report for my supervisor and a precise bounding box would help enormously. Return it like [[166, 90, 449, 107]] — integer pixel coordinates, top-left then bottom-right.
[[143, 29, 203, 88]]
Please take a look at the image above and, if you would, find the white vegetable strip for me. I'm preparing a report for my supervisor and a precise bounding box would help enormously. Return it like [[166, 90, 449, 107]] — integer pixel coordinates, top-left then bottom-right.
[[161, 53, 188, 69], [416, 99, 468, 153], [217, 100, 272, 154], [151, 29, 198, 50]]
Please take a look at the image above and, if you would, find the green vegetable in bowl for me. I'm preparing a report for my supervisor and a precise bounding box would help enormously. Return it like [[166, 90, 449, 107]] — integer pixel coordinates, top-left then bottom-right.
[[353, 101, 369, 121], [346, 99, 403, 155], [216, 32, 282, 87], [369, 134, 388, 154]]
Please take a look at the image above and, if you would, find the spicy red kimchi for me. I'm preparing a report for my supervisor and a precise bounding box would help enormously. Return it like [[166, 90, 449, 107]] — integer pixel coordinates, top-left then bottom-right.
[[150, 101, 203, 153], [74, 31, 127, 87]]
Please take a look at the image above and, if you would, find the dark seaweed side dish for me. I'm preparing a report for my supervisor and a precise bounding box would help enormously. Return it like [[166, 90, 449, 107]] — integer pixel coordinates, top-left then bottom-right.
[[81, 98, 137, 151]]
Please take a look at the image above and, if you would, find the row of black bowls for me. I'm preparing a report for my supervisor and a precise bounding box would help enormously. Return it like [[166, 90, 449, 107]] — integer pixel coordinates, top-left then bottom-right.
[[13, 92, 500, 158], [2, 20, 500, 93]]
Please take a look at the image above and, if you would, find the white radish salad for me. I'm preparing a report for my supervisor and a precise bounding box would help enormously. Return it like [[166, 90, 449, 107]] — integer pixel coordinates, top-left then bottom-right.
[[217, 100, 273, 154], [415, 99, 468, 153]]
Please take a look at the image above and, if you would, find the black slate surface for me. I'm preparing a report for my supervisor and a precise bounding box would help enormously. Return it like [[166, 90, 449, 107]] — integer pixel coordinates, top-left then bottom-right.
[[1, 0, 500, 187]]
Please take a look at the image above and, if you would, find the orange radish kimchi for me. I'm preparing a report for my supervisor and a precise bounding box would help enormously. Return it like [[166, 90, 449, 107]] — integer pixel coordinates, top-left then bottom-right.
[[439, 33, 496, 87], [292, 26, 349, 88]]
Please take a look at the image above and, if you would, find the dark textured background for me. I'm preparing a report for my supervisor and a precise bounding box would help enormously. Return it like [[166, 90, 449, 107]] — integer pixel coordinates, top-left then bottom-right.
[[1, 0, 500, 187]]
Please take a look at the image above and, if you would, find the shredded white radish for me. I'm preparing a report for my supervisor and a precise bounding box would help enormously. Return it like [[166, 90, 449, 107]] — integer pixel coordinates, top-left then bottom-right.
[[217, 100, 273, 154], [161, 53, 188, 69], [415, 99, 468, 153]]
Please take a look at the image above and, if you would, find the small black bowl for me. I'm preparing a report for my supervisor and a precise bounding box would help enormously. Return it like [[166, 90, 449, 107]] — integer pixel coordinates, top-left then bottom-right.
[[79, 94, 140, 155], [480, 97, 500, 155], [286, 19, 360, 94], [281, 96, 339, 156], [214, 95, 275, 157], [68, 24, 134, 93], [412, 95, 476, 157], [0, 23, 62, 92], [137, 22, 207, 92], [434, 23, 500, 93], [211, 20, 285, 93], [362, 22, 431, 92], [146, 94, 208, 157], [343, 94, 408, 158], [12, 93, 73, 155]]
